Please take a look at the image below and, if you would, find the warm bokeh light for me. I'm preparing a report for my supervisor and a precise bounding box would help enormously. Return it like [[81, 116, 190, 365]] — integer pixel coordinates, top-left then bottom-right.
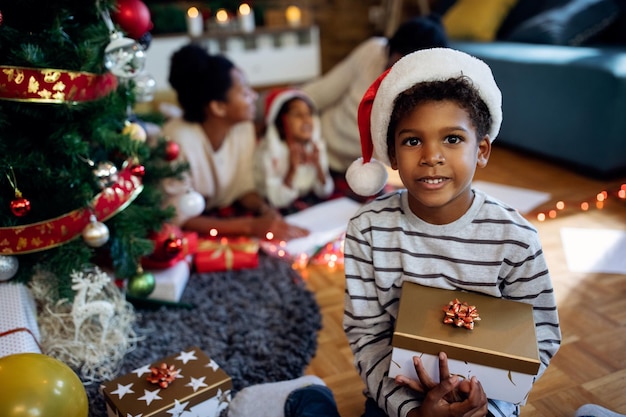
[[209, 228, 218, 237], [187, 6, 199, 18], [619, 189, 626, 199], [285, 5, 302, 25], [548, 210, 557, 219], [239, 3, 251, 15], [556, 201, 565, 210], [596, 201, 604, 209], [581, 202, 589, 211], [537, 213, 546, 221], [216, 9, 229, 23], [265, 231, 274, 240]]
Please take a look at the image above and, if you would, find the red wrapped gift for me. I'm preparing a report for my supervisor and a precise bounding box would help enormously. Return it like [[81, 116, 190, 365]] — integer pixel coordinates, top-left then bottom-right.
[[143, 223, 198, 270], [194, 237, 259, 273]]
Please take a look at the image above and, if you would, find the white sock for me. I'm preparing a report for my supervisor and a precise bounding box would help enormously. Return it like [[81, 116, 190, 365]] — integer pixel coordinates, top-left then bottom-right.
[[227, 375, 326, 417]]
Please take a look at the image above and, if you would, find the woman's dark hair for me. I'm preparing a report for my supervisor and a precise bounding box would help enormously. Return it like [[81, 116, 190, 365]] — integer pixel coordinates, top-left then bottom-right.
[[386, 76, 492, 157], [168, 43, 235, 123], [274, 96, 314, 141], [388, 14, 449, 58]]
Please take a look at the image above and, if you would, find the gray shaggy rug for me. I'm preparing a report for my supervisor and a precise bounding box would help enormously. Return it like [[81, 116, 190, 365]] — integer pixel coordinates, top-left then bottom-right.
[[86, 253, 322, 417]]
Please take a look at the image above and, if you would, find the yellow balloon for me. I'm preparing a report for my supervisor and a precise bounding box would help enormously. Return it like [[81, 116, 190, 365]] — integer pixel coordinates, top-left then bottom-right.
[[0, 353, 88, 417]]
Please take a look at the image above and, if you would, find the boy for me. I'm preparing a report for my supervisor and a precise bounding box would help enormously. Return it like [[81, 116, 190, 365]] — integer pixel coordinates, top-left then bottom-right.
[[343, 48, 561, 417]]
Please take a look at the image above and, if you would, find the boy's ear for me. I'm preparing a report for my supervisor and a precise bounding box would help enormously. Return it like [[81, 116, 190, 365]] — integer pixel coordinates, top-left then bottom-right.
[[208, 100, 227, 118], [389, 151, 399, 170], [476, 135, 491, 168]]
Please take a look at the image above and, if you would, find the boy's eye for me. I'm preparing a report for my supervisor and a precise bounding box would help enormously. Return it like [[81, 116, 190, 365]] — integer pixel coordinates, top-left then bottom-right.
[[401, 136, 421, 146], [444, 135, 463, 144]]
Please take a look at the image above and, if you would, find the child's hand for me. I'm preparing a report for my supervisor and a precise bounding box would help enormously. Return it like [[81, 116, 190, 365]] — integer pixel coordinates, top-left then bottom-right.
[[253, 211, 310, 241], [397, 352, 488, 417]]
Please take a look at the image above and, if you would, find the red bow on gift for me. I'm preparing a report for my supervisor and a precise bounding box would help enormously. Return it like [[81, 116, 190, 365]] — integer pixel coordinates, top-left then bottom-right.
[[442, 298, 481, 330], [146, 363, 179, 388]]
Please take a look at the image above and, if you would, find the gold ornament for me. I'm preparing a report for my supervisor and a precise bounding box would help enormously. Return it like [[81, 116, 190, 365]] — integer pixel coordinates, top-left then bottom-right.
[[122, 121, 147, 142]]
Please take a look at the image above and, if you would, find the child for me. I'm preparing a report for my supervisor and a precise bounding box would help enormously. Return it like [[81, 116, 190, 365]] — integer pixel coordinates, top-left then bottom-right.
[[254, 89, 334, 213], [161, 44, 309, 241], [343, 48, 561, 417]]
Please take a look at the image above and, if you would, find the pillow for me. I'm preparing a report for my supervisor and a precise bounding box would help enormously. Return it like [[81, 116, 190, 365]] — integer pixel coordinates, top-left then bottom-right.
[[442, 0, 519, 42], [506, 0, 621, 45]]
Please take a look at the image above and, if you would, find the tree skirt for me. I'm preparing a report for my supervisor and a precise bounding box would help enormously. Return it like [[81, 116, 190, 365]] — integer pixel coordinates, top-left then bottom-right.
[[85, 254, 322, 416]]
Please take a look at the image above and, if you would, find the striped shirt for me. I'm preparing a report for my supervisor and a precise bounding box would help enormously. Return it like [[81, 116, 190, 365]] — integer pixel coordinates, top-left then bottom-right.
[[343, 188, 561, 417]]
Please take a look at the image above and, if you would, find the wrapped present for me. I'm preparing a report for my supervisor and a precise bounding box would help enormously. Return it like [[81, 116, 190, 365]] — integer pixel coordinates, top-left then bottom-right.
[[147, 257, 191, 303], [101, 346, 232, 417], [388, 282, 540, 405], [0, 283, 42, 358], [143, 223, 198, 270], [194, 237, 259, 273]]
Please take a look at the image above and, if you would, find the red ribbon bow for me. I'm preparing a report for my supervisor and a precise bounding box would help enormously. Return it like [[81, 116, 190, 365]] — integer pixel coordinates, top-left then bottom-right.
[[146, 363, 179, 388], [443, 298, 481, 330]]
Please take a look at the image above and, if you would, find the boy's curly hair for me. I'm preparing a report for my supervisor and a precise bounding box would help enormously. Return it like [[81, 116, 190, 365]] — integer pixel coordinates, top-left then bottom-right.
[[386, 76, 492, 157], [168, 44, 234, 123]]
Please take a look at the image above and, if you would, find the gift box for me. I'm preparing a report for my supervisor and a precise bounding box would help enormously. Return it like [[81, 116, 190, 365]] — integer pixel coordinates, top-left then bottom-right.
[[388, 282, 540, 405], [194, 237, 259, 273], [0, 283, 42, 358], [101, 346, 232, 417], [146, 257, 191, 303]]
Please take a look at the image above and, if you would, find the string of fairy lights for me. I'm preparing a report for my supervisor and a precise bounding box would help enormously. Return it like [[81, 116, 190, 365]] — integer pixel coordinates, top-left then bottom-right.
[[533, 182, 626, 222]]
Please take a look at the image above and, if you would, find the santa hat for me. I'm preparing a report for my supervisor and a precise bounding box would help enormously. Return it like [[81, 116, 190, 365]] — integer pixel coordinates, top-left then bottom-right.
[[346, 47, 502, 197], [263, 88, 321, 152]]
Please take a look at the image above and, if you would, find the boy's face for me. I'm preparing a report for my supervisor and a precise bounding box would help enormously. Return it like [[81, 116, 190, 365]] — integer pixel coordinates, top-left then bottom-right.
[[389, 99, 491, 224], [222, 68, 258, 123], [282, 98, 314, 143]]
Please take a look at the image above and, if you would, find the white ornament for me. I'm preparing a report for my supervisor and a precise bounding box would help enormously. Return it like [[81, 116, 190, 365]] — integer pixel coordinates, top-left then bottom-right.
[[176, 190, 206, 218], [0, 255, 19, 281], [104, 32, 146, 79], [71, 267, 115, 343]]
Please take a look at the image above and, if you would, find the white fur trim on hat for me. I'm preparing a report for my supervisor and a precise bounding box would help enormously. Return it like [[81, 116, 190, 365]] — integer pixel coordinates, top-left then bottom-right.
[[346, 47, 502, 197]]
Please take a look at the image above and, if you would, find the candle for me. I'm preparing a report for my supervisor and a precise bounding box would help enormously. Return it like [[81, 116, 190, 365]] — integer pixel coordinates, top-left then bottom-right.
[[285, 5, 302, 27], [186, 7, 203, 37], [215, 8, 230, 27], [238, 3, 255, 33]]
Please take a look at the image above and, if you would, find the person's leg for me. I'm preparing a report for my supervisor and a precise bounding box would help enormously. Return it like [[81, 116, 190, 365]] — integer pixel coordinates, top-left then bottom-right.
[[284, 384, 341, 417], [227, 375, 325, 417], [361, 397, 388, 417], [575, 404, 626, 417]]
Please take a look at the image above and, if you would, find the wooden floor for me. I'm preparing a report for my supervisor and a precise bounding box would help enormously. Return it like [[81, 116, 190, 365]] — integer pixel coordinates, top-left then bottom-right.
[[302, 145, 626, 417]]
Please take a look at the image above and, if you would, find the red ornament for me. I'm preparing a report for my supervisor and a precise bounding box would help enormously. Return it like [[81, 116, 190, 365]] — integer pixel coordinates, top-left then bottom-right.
[[10, 197, 31, 217], [111, 0, 153, 40], [130, 164, 146, 178], [0, 10, 3, 27], [164, 141, 180, 161], [163, 235, 183, 258]]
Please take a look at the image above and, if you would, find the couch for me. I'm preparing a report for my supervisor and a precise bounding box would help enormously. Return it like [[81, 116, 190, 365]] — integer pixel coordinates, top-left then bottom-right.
[[436, 0, 626, 178]]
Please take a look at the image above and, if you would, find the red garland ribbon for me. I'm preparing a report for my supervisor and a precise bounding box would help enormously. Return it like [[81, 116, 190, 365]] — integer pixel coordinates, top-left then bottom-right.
[[146, 362, 179, 389], [0, 162, 143, 255], [0, 327, 44, 352], [443, 298, 481, 330], [0, 66, 118, 104]]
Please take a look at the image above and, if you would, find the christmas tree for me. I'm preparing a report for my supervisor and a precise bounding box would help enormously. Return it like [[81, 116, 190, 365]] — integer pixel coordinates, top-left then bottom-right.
[[0, 0, 184, 299]]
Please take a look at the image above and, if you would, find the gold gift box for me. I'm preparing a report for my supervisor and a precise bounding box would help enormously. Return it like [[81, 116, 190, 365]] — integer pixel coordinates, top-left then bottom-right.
[[389, 282, 540, 404]]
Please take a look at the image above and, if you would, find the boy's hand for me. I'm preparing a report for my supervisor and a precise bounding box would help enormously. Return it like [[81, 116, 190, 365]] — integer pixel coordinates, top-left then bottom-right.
[[397, 352, 488, 417]]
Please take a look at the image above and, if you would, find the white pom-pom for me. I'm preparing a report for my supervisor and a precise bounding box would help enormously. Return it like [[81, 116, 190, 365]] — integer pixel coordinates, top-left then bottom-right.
[[346, 158, 388, 197]]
